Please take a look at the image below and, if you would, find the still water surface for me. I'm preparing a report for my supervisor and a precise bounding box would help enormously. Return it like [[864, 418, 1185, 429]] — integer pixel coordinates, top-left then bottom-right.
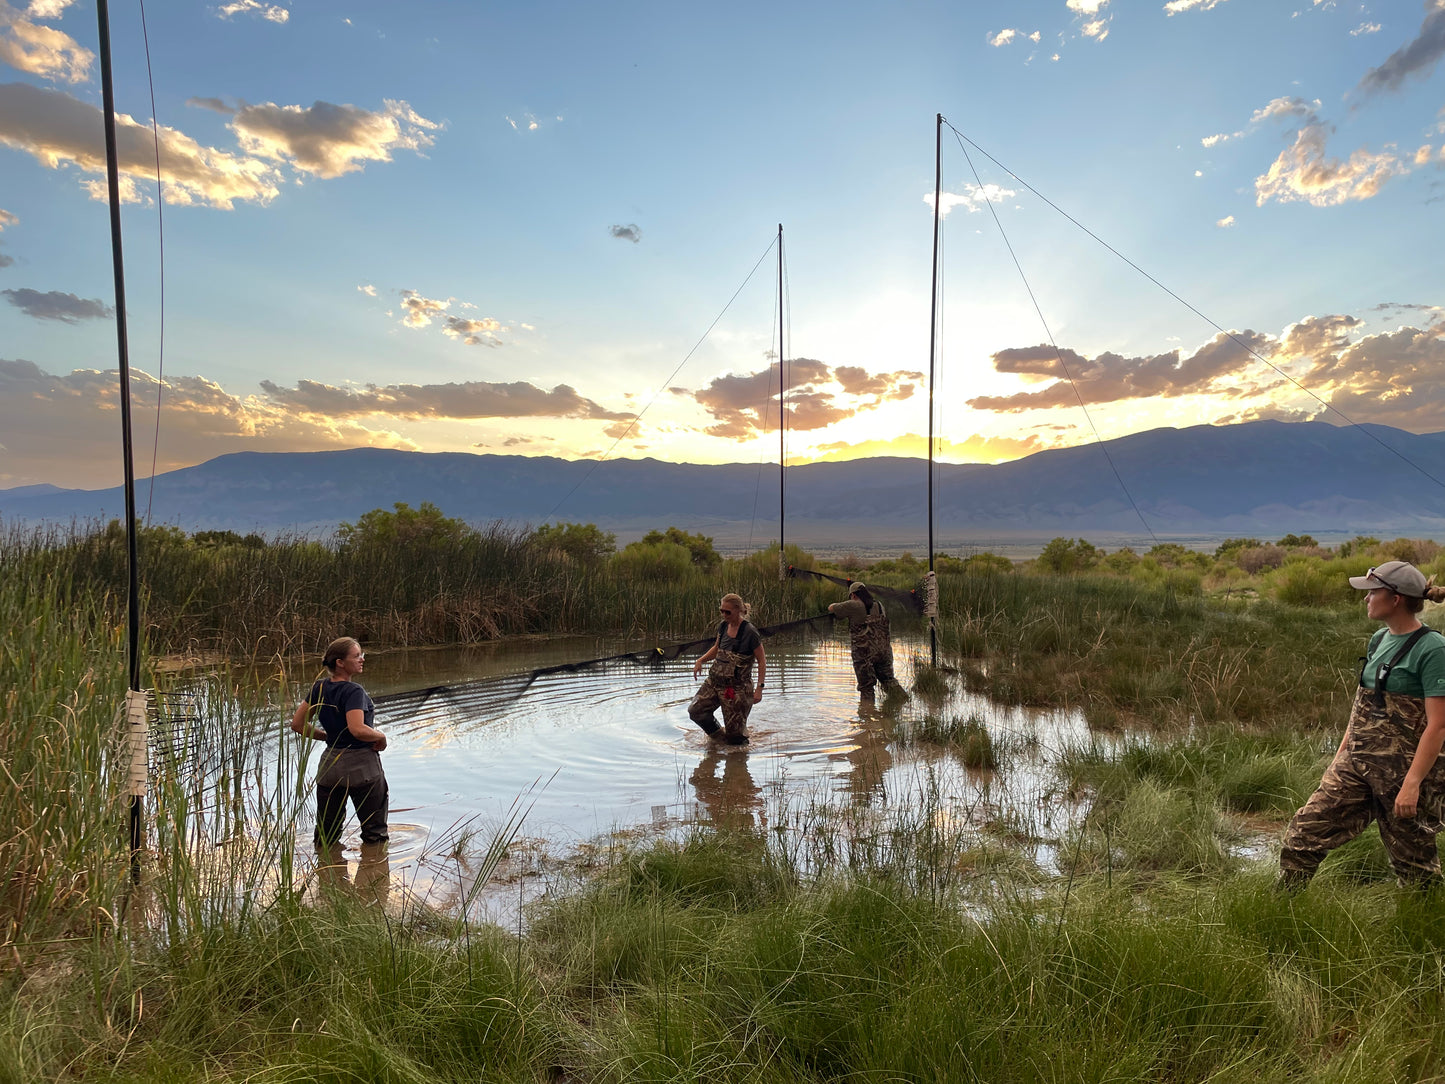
[[279, 628, 1094, 911]]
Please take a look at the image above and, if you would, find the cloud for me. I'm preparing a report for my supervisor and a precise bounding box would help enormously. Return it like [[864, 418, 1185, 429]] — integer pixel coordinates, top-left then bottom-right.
[[987, 28, 1017, 46], [0, 207, 13, 267], [806, 431, 1053, 464], [685, 358, 922, 440], [230, 98, 440, 178], [1201, 133, 1229, 147], [357, 283, 376, 297], [1254, 119, 1403, 206], [3, 287, 112, 322], [0, 0, 93, 83], [26, 0, 77, 15], [1357, 0, 1445, 95], [1080, 19, 1109, 39], [0, 358, 420, 488], [1066, 0, 1107, 12], [1251, 96, 1321, 124], [1351, 21, 1382, 36], [216, 0, 289, 22], [967, 330, 1276, 412], [1163, 0, 1229, 12], [609, 223, 642, 242], [1301, 322, 1445, 429], [924, 182, 1016, 219], [0, 82, 284, 208], [186, 96, 234, 115], [1216, 215, 1235, 227], [395, 289, 510, 345], [257, 377, 634, 422]]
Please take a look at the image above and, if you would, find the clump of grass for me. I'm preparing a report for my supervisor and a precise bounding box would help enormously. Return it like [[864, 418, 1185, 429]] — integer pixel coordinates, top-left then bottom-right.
[[910, 660, 952, 700], [913, 713, 997, 768]]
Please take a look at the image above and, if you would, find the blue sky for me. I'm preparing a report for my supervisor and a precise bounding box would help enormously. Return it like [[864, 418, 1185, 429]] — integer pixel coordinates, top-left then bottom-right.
[[1, 0, 1442, 489]]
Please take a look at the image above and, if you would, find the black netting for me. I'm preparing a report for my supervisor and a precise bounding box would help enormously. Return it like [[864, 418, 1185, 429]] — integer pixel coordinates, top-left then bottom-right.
[[372, 610, 839, 728], [785, 566, 927, 614]]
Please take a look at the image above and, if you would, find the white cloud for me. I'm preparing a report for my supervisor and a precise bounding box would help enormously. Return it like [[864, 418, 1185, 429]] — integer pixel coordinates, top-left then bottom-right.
[[396, 289, 511, 346], [987, 28, 1017, 46], [1251, 96, 1321, 125], [1416, 144, 1435, 165], [0, 208, 15, 228], [1254, 120, 1404, 206], [1194, 169, 1203, 176], [1066, 0, 1108, 12], [25, 0, 76, 16], [1163, 0, 1229, 13], [1081, 18, 1109, 39], [216, 0, 289, 23], [924, 182, 1017, 218], [1351, 21, 1382, 35], [1216, 215, 1236, 227], [231, 99, 440, 179], [357, 284, 377, 296], [1201, 133, 1229, 147], [0, 0, 93, 83]]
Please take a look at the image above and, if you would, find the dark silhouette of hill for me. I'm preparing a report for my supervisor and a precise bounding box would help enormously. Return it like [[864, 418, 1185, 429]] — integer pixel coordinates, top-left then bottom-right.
[[5, 420, 1445, 545]]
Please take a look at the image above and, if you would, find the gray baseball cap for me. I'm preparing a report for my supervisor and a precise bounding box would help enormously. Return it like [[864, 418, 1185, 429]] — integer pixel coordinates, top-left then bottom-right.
[[848, 581, 867, 595], [1348, 560, 1428, 598]]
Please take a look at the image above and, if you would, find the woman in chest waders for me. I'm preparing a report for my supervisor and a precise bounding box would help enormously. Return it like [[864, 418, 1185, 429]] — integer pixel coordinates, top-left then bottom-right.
[[290, 637, 390, 862], [690, 592, 766, 745], [1280, 561, 1445, 890]]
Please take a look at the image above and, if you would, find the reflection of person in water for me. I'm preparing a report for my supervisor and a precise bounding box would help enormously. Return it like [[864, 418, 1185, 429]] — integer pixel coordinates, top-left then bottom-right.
[[845, 693, 895, 803], [689, 746, 763, 830]]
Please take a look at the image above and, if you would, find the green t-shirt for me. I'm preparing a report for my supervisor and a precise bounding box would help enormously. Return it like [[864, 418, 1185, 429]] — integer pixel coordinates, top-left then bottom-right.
[[1361, 627, 1445, 697]]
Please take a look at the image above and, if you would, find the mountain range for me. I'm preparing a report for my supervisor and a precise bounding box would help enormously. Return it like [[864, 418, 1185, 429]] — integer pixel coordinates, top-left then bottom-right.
[[6, 420, 1445, 549]]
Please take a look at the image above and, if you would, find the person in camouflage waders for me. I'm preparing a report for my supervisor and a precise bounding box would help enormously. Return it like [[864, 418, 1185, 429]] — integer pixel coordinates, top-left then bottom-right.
[[690, 592, 766, 745], [1279, 561, 1445, 890], [828, 582, 898, 694]]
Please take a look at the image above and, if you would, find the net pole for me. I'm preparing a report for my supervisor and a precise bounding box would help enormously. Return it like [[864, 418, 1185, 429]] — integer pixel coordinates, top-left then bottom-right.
[[927, 113, 942, 668]]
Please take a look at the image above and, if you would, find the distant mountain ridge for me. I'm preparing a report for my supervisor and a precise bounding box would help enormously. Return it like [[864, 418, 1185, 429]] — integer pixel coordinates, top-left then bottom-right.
[[5, 420, 1445, 546]]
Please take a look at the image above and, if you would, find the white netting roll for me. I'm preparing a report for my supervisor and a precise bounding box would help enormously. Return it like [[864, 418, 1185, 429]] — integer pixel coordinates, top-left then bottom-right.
[[123, 687, 149, 798], [924, 570, 939, 618]]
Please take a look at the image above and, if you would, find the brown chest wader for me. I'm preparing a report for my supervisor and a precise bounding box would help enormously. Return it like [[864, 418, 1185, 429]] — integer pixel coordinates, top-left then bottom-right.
[[1280, 627, 1443, 886], [689, 647, 756, 744]]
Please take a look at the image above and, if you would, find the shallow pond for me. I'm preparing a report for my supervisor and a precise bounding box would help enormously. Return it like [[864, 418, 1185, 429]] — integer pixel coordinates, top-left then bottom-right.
[[241, 627, 1097, 911]]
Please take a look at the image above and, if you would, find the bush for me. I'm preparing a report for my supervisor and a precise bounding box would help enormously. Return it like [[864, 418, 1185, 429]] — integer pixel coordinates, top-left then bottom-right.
[[1276, 534, 1318, 549], [963, 552, 1014, 575], [340, 501, 470, 550], [1214, 537, 1262, 559], [639, 527, 720, 571], [531, 521, 616, 565], [611, 540, 694, 580], [1236, 545, 1286, 574], [1274, 558, 1355, 608], [1036, 537, 1099, 573]]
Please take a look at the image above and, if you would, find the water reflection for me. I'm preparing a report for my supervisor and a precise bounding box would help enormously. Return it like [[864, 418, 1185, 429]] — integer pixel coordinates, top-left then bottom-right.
[[216, 630, 1099, 915]]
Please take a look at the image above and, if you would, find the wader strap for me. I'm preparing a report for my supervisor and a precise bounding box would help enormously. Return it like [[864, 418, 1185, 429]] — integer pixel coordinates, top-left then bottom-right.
[[1360, 626, 1431, 706]]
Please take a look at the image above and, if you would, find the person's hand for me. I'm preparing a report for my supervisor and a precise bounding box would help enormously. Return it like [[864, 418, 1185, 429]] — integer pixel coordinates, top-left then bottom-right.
[[753, 684, 764, 703], [371, 734, 388, 753], [1395, 778, 1421, 819], [693, 661, 703, 677]]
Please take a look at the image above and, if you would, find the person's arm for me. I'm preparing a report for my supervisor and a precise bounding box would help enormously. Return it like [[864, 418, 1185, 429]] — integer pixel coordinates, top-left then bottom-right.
[[694, 635, 720, 676], [1395, 696, 1445, 818], [829, 599, 866, 619], [752, 642, 766, 702], [345, 708, 387, 751], [290, 700, 326, 741]]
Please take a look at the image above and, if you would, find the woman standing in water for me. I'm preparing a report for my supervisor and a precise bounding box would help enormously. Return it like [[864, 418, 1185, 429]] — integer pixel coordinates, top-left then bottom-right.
[[690, 592, 765, 745], [1280, 561, 1445, 889], [828, 581, 898, 695], [291, 636, 390, 855]]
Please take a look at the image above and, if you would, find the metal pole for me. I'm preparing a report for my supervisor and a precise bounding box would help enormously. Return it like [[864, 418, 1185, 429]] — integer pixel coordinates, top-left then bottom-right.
[[778, 223, 786, 579], [96, 0, 144, 875], [926, 114, 942, 666]]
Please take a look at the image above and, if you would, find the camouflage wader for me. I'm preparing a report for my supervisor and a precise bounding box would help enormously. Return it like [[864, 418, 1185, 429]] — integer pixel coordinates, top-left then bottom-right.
[[1280, 685, 1445, 886], [689, 648, 755, 741], [849, 604, 896, 692]]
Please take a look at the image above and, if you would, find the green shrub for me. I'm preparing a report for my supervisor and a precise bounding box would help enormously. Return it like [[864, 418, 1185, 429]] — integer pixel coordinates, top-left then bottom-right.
[[611, 540, 694, 580]]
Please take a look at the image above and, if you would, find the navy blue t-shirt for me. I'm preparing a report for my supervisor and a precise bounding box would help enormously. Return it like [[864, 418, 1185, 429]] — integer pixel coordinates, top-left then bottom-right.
[[306, 678, 375, 749]]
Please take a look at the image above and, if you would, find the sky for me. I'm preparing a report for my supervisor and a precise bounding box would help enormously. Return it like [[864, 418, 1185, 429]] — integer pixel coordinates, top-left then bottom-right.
[[1, 0, 1443, 491]]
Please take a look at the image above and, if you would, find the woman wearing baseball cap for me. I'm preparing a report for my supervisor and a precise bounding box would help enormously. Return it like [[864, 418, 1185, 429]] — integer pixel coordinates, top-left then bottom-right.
[[1279, 561, 1445, 889]]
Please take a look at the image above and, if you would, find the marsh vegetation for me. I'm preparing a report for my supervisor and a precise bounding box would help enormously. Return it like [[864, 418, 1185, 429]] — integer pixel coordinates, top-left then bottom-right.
[[5, 515, 1445, 1081]]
